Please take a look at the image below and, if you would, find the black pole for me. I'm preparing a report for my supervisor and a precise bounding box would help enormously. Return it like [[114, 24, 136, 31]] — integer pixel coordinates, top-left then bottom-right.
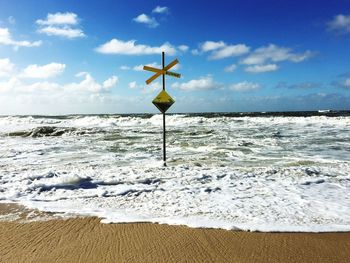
[[162, 51, 166, 166]]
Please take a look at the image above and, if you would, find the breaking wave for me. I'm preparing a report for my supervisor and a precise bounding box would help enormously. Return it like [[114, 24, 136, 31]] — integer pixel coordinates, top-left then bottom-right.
[[0, 112, 350, 232]]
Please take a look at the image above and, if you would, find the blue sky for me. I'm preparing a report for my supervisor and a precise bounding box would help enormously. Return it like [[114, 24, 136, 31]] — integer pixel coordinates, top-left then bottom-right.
[[0, 0, 350, 114]]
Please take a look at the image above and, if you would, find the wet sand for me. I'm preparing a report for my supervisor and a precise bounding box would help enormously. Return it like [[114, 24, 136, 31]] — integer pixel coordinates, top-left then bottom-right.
[[0, 204, 349, 263]]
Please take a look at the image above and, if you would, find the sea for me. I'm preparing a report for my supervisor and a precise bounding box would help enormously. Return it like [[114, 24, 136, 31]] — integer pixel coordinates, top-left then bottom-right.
[[0, 111, 349, 232]]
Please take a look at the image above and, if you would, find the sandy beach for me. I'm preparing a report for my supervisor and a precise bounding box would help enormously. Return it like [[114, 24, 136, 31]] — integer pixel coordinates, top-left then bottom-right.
[[0, 204, 349, 263]]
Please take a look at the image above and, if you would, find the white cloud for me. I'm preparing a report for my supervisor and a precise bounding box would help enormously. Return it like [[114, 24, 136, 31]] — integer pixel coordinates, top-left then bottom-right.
[[199, 40, 250, 60], [36, 12, 85, 39], [224, 64, 237, 73], [1, 73, 117, 95], [133, 62, 161, 71], [210, 44, 250, 60], [0, 59, 123, 114], [0, 27, 42, 48], [25, 81, 61, 93], [142, 81, 162, 94], [191, 49, 200, 55], [229, 81, 260, 92], [128, 81, 137, 89], [36, 12, 78, 25], [172, 76, 222, 91], [133, 14, 159, 28], [95, 39, 177, 55], [38, 26, 84, 39], [344, 78, 350, 86], [152, 6, 169, 14], [21, 63, 66, 79], [103, 76, 118, 89], [178, 45, 189, 52], [63, 72, 118, 93], [127, 80, 161, 94], [245, 64, 278, 73], [75, 71, 88, 77], [0, 77, 20, 93], [343, 78, 350, 88], [201, 41, 226, 52], [172, 63, 180, 71], [0, 58, 14, 77], [339, 78, 350, 89], [327, 14, 350, 34], [122, 62, 178, 72], [241, 44, 313, 65], [333, 73, 350, 89], [0, 77, 60, 93], [0, 60, 117, 94], [120, 65, 130, 70], [133, 64, 145, 71]]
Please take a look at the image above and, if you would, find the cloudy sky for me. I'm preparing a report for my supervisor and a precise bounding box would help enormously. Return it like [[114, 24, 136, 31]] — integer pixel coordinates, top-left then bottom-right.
[[0, 0, 350, 115]]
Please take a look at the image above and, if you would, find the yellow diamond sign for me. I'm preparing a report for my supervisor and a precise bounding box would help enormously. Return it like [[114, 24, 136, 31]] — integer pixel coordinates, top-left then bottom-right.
[[152, 90, 175, 113]]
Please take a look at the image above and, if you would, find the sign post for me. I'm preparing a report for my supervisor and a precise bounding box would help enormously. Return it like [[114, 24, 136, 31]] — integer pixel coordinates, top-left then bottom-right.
[[162, 52, 166, 166], [143, 52, 181, 166]]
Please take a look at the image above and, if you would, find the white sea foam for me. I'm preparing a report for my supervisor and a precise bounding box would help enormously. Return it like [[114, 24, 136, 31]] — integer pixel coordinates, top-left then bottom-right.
[[0, 114, 350, 232]]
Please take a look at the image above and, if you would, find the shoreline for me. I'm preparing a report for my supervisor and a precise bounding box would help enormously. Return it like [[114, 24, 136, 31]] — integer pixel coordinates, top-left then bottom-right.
[[1, 204, 350, 262]]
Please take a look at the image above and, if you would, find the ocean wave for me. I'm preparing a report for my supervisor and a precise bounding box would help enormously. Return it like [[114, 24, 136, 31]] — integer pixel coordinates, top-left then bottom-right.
[[0, 113, 349, 232], [7, 126, 81, 137]]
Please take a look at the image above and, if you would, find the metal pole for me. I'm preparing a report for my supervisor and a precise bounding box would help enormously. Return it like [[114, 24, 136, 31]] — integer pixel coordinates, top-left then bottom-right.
[[162, 52, 166, 166]]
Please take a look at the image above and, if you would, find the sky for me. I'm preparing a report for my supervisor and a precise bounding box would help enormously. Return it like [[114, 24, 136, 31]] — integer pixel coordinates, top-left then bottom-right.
[[0, 0, 350, 115]]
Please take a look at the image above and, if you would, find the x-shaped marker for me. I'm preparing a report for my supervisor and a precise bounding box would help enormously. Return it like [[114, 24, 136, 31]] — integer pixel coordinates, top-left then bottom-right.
[[143, 59, 180, 84]]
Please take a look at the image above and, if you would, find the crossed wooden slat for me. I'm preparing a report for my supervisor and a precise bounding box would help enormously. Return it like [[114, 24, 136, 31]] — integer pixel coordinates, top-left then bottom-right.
[[143, 59, 181, 84]]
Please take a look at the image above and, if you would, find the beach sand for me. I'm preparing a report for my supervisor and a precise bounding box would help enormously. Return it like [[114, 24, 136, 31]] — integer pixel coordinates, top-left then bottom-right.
[[0, 204, 349, 263]]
